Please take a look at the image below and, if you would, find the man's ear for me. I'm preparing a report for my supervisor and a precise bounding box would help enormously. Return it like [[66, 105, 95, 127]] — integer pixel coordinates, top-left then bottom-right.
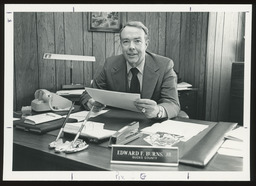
[[145, 39, 150, 49]]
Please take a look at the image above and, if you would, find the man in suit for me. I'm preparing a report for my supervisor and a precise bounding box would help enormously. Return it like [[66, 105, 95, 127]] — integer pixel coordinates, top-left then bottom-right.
[[80, 21, 180, 119]]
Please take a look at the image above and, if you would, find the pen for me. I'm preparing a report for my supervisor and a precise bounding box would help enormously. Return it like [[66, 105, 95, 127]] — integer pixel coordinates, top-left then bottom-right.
[[55, 102, 75, 141], [71, 105, 94, 147]]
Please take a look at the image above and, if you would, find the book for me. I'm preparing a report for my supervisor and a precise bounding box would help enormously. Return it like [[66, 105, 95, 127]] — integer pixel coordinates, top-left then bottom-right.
[[24, 113, 63, 125], [14, 117, 78, 134]]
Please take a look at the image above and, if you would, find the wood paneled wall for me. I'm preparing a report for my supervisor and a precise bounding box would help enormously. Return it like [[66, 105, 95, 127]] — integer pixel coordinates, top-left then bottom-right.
[[13, 12, 245, 122], [205, 12, 245, 122]]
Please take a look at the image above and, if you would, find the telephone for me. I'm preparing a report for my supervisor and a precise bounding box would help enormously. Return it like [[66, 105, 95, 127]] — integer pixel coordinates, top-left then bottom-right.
[[31, 89, 73, 112]]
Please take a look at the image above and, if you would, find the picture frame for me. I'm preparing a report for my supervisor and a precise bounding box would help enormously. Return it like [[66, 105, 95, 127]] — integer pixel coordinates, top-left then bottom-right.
[[88, 12, 122, 32]]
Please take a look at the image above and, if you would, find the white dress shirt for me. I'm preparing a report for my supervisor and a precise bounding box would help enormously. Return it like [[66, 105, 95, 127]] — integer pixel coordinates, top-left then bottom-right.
[[126, 60, 167, 118], [126, 60, 145, 92]]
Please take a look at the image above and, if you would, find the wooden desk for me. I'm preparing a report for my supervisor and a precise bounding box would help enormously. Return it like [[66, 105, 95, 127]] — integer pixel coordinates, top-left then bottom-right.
[[13, 108, 243, 171]]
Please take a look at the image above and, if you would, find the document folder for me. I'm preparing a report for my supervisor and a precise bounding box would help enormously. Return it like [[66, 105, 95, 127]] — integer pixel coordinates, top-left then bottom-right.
[[179, 121, 237, 167]]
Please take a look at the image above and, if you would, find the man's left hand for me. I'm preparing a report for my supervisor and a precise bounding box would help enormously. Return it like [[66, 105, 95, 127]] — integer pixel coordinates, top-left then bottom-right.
[[134, 99, 160, 118]]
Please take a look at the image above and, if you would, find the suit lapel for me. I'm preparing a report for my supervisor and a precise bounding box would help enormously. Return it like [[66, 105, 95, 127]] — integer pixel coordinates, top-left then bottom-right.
[[111, 56, 128, 92], [110, 53, 159, 97], [141, 53, 159, 99]]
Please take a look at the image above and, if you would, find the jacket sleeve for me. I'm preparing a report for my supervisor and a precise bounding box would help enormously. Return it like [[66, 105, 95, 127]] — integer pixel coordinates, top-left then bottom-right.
[[79, 63, 108, 110], [158, 59, 180, 119]]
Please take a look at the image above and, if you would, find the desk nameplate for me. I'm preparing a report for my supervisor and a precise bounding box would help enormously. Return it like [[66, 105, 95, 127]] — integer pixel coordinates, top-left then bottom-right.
[[111, 145, 179, 166]]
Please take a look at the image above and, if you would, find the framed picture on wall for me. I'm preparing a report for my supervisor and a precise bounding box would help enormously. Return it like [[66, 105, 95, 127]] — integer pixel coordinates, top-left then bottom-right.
[[88, 12, 122, 32]]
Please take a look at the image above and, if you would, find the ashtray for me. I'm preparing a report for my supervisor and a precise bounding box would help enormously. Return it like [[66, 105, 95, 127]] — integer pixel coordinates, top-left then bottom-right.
[[149, 132, 182, 146]]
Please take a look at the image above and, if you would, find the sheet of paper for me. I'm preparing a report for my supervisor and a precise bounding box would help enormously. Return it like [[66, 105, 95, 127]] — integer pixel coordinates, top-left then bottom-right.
[[217, 148, 243, 157], [221, 139, 243, 150], [177, 82, 192, 88], [141, 120, 208, 142], [63, 109, 109, 122], [85, 87, 141, 112], [177, 82, 193, 91], [218, 139, 244, 157], [225, 127, 246, 141]]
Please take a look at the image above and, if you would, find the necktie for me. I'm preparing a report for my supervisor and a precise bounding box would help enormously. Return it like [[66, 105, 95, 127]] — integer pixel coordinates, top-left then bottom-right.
[[130, 68, 140, 93]]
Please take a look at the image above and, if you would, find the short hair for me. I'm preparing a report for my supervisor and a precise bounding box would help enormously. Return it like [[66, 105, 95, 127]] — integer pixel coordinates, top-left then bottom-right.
[[119, 21, 149, 39]]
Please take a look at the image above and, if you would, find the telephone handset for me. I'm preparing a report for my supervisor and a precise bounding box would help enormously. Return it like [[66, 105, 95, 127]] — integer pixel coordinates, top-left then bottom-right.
[[31, 89, 73, 112]]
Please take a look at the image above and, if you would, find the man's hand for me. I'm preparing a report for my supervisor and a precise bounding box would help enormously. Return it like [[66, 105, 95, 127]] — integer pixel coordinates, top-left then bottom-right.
[[87, 98, 106, 112], [134, 99, 160, 119]]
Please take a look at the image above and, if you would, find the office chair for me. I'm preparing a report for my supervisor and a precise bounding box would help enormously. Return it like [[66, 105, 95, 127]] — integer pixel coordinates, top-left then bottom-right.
[[177, 110, 189, 119]]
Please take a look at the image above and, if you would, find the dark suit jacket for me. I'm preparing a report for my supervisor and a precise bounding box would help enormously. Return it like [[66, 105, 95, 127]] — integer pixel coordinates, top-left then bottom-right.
[[80, 51, 180, 119]]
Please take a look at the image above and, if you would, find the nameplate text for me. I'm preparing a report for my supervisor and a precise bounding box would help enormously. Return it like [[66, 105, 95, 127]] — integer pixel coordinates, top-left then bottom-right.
[[111, 145, 179, 166]]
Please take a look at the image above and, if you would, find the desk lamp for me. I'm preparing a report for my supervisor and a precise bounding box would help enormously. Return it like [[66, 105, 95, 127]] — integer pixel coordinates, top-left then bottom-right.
[[43, 53, 96, 89]]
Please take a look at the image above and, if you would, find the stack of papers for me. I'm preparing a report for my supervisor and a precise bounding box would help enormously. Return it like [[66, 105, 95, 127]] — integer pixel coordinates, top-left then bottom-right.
[[218, 139, 244, 157], [218, 127, 246, 157], [141, 120, 208, 142], [177, 82, 192, 91], [224, 127, 246, 141]]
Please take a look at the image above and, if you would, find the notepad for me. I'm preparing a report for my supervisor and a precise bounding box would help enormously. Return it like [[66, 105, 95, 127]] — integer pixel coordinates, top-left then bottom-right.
[[24, 113, 62, 125]]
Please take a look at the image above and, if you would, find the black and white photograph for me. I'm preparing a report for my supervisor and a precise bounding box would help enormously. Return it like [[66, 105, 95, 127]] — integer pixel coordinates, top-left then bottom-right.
[[88, 12, 122, 32], [3, 4, 252, 181]]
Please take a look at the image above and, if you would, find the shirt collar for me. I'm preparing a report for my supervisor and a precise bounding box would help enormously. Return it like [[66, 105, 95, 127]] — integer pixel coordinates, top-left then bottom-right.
[[126, 59, 145, 75]]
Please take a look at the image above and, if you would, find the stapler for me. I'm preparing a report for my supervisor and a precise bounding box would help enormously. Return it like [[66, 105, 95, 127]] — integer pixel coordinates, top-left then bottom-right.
[[108, 121, 142, 146]]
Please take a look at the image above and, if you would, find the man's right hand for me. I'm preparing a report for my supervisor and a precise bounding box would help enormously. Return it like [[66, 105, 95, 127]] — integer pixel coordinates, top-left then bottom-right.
[[87, 98, 106, 112]]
